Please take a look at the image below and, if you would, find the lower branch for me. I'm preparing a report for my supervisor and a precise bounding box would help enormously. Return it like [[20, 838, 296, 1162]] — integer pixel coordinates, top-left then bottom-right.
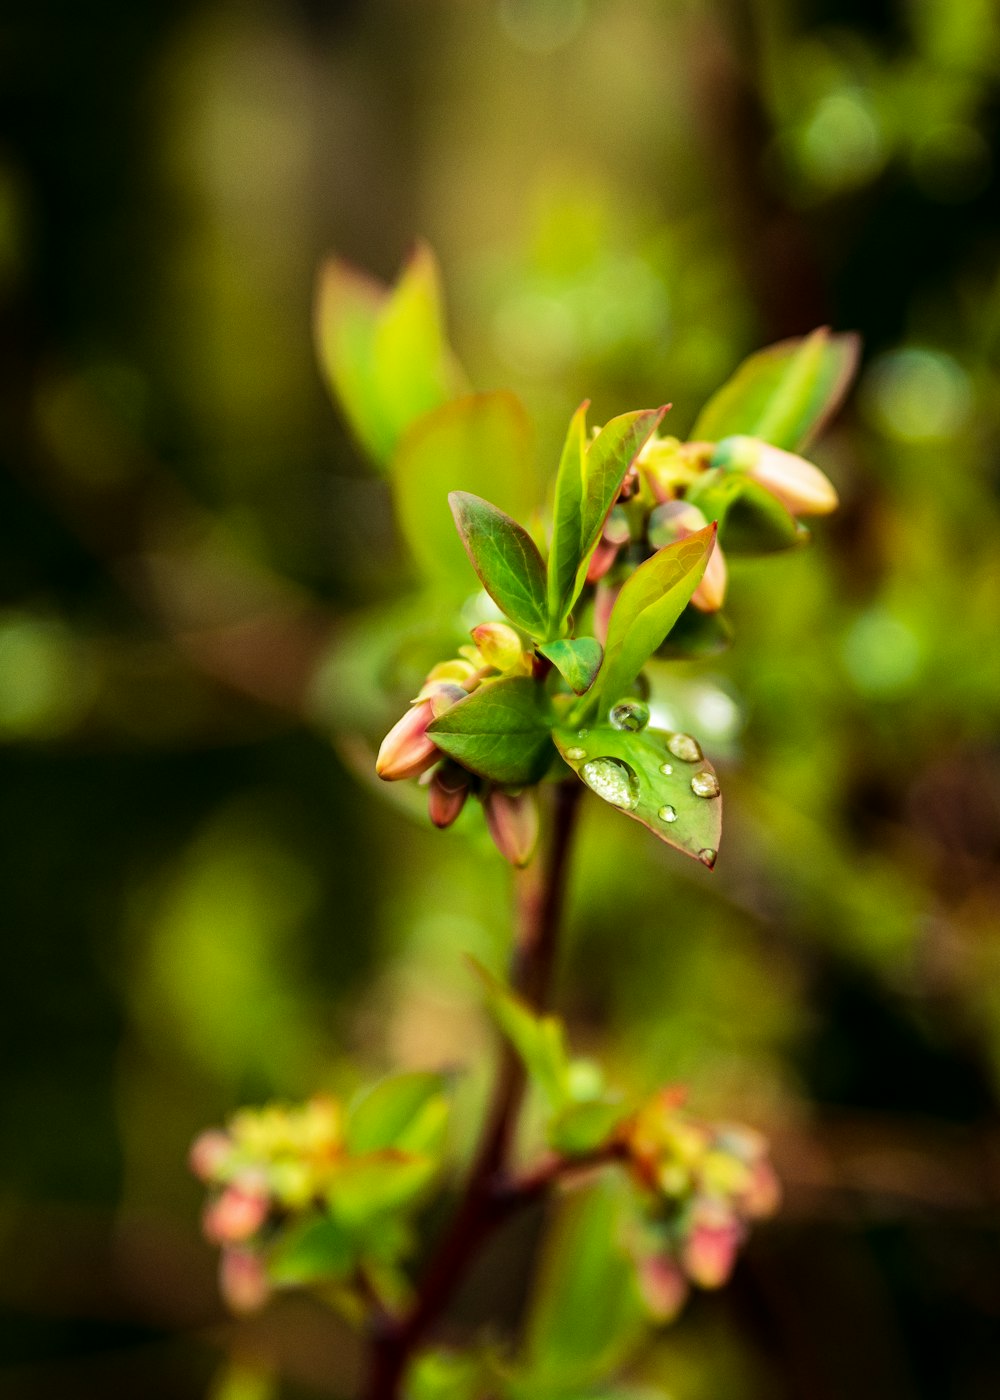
[[363, 781, 583, 1400]]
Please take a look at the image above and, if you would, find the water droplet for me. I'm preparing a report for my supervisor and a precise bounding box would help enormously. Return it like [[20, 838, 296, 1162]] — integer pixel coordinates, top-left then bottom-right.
[[667, 732, 702, 763], [581, 757, 640, 811], [698, 847, 718, 868], [565, 746, 587, 761], [658, 804, 677, 823], [609, 697, 650, 732], [690, 770, 720, 799], [577, 728, 589, 739], [658, 762, 673, 776]]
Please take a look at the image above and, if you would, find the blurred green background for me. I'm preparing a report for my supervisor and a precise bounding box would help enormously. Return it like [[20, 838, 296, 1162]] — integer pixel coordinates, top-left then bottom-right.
[[2, 0, 1000, 1396]]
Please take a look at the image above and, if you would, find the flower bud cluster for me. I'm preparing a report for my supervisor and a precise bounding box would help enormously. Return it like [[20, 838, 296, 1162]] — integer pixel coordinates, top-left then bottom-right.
[[190, 1097, 344, 1313], [375, 624, 540, 866], [584, 430, 839, 620], [621, 1088, 780, 1320]]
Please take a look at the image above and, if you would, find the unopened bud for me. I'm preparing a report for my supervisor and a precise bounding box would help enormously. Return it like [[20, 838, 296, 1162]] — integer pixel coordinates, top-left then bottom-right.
[[483, 788, 539, 867], [639, 1253, 689, 1322], [188, 1129, 231, 1183], [741, 1158, 782, 1219], [692, 539, 727, 613], [376, 700, 439, 781], [203, 1183, 269, 1244], [682, 1201, 742, 1289], [220, 1247, 270, 1315], [712, 435, 838, 516], [471, 623, 526, 673], [586, 534, 621, 584], [428, 761, 471, 829]]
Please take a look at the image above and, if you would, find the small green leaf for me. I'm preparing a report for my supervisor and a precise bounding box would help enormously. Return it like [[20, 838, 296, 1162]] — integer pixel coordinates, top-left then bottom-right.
[[327, 1153, 438, 1228], [519, 1179, 645, 1389], [267, 1214, 354, 1286], [690, 327, 860, 453], [468, 958, 571, 1111], [394, 391, 537, 591], [553, 725, 722, 866], [427, 677, 554, 785], [449, 492, 548, 636], [538, 637, 603, 694], [405, 1349, 491, 1400], [547, 405, 665, 631], [314, 243, 465, 466], [587, 527, 716, 717], [686, 468, 800, 554], [347, 1072, 451, 1157], [547, 1098, 627, 1157]]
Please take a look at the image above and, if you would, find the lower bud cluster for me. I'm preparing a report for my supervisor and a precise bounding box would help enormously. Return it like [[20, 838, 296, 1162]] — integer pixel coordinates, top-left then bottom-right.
[[375, 624, 540, 866], [620, 1088, 780, 1320]]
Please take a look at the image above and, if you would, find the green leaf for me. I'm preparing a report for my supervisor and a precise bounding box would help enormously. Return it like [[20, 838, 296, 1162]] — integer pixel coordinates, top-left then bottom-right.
[[519, 1179, 645, 1389], [587, 527, 716, 718], [267, 1214, 354, 1287], [538, 637, 603, 694], [547, 1098, 627, 1157], [327, 1153, 439, 1228], [690, 327, 860, 453], [449, 493, 549, 636], [427, 677, 554, 785], [469, 958, 571, 1111], [547, 406, 665, 631], [393, 391, 537, 592], [552, 724, 722, 866], [685, 468, 800, 554], [347, 1072, 451, 1157], [314, 243, 465, 466], [405, 1350, 491, 1400]]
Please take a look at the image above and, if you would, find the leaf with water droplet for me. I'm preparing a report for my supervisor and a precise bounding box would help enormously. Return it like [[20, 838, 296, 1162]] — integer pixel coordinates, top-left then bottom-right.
[[608, 697, 650, 732], [538, 636, 603, 694], [554, 724, 721, 865]]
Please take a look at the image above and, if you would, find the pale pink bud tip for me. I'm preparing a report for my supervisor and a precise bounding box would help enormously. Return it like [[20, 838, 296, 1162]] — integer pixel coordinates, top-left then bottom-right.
[[714, 436, 838, 516], [220, 1247, 270, 1315], [692, 537, 728, 612], [639, 1254, 689, 1322], [203, 1185, 269, 1244], [376, 700, 438, 781], [682, 1204, 743, 1289], [188, 1129, 231, 1182], [483, 789, 539, 867]]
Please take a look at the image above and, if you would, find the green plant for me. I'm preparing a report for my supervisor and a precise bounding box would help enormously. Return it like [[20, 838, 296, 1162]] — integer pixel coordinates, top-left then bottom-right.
[[192, 244, 857, 1400]]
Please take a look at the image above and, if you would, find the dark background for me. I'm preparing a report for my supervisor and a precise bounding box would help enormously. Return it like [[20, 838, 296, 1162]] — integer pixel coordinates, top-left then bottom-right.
[[2, 1, 1000, 1396]]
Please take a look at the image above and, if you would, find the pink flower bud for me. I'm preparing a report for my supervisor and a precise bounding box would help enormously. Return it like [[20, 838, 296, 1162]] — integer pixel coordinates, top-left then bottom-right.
[[648, 502, 727, 612], [428, 762, 471, 829], [713, 435, 838, 516], [202, 1184, 269, 1244], [219, 1247, 270, 1314], [742, 1158, 782, 1219], [376, 700, 438, 781], [682, 1201, 743, 1289], [483, 789, 539, 867], [692, 539, 727, 613], [639, 1253, 689, 1322], [188, 1129, 231, 1183], [586, 534, 621, 584]]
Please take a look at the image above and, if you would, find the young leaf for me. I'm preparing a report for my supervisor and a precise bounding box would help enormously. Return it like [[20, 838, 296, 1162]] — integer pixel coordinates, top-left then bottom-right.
[[347, 1072, 450, 1157], [588, 526, 716, 717], [427, 677, 554, 785], [314, 243, 465, 466], [267, 1215, 354, 1286], [327, 1153, 438, 1228], [518, 1179, 645, 1390], [685, 468, 800, 554], [552, 724, 722, 866], [468, 958, 571, 1111], [548, 1098, 627, 1157], [547, 406, 665, 631], [449, 492, 548, 636], [690, 327, 860, 453], [538, 637, 603, 694], [394, 391, 537, 591]]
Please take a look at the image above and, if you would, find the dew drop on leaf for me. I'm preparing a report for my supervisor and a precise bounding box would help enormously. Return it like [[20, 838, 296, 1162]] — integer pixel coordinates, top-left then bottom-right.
[[698, 847, 718, 868], [667, 732, 702, 763], [658, 804, 677, 823], [581, 757, 640, 810], [658, 762, 673, 776], [577, 728, 590, 739], [690, 770, 720, 798], [609, 698, 650, 732], [565, 746, 587, 761]]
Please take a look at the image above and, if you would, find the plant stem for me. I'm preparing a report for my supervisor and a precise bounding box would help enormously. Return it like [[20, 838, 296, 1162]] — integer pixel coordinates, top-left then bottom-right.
[[362, 781, 583, 1400]]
